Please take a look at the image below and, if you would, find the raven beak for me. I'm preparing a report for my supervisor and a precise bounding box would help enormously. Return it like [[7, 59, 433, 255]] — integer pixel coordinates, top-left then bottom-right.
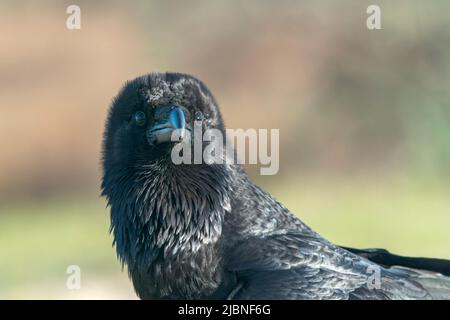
[[147, 106, 190, 145]]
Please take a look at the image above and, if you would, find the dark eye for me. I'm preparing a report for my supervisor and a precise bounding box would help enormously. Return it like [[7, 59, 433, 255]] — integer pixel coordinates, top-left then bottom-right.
[[133, 111, 147, 126], [195, 111, 204, 121]]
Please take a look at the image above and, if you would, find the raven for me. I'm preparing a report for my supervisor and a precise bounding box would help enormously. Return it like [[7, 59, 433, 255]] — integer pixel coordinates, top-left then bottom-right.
[[101, 72, 450, 299]]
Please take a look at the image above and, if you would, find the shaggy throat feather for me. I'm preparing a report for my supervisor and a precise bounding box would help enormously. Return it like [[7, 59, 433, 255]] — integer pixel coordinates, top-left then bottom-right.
[[107, 163, 232, 267]]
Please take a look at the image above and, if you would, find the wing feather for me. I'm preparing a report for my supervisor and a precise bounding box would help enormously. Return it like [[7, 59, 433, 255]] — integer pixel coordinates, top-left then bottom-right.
[[227, 233, 434, 299]]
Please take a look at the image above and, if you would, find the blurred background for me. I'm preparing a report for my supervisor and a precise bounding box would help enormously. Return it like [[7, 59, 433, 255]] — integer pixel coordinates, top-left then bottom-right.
[[0, 0, 449, 299]]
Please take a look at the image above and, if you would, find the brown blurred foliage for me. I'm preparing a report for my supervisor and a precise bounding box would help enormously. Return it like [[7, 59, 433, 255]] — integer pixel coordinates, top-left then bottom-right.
[[1, 1, 449, 201]]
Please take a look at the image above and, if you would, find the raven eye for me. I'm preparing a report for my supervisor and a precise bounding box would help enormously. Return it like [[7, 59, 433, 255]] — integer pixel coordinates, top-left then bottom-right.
[[195, 111, 204, 121], [133, 111, 146, 126]]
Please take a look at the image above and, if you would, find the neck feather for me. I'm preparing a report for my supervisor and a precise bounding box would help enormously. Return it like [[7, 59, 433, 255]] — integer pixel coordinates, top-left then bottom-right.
[[103, 160, 232, 268]]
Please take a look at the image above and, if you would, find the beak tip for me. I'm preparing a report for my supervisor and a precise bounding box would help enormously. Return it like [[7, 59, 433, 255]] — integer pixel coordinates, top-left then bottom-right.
[[169, 107, 187, 130], [147, 106, 189, 145]]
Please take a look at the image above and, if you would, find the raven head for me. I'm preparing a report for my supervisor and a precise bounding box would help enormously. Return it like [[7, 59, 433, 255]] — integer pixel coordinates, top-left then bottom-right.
[[102, 72, 225, 168]]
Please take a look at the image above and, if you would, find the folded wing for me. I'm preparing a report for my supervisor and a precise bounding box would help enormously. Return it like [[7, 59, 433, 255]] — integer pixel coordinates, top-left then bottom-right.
[[227, 233, 449, 299]]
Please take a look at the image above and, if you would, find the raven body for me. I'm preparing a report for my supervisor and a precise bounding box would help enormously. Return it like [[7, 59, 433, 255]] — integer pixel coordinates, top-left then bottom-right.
[[102, 73, 450, 299]]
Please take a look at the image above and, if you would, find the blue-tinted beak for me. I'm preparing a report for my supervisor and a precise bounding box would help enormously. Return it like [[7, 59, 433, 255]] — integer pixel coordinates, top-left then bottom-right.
[[147, 106, 189, 145]]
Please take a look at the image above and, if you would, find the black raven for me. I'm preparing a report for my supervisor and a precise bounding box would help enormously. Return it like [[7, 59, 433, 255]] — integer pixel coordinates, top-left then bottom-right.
[[101, 72, 450, 299]]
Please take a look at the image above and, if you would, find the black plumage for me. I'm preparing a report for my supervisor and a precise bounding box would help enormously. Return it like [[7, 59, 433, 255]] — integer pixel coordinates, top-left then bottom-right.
[[101, 72, 450, 299]]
